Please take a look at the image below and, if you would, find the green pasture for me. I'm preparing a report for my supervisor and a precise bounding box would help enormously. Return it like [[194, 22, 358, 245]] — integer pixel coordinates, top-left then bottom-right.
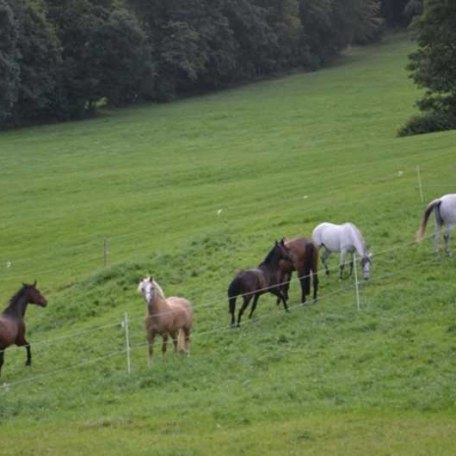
[[0, 34, 455, 455]]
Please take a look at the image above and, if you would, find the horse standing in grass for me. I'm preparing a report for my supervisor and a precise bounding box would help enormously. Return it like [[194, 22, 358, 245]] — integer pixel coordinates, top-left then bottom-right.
[[280, 237, 319, 304], [416, 193, 456, 256], [228, 240, 293, 327], [0, 281, 47, 376], [138, 276, 192, 362], [312, 222, 372, 280]]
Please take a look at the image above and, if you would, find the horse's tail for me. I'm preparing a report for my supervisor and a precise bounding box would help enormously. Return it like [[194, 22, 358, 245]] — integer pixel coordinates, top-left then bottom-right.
[[177, 329, 187, 353], [303, 242, 317, 295], [416, 198, 441, 241]]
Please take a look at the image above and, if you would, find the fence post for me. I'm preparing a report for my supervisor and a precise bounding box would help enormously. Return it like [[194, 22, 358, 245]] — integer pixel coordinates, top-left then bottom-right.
[[124, 312, 131, 375], [416, 165, 424, 204], [103, 238, 109, 267], [353, 253, 361, 311]]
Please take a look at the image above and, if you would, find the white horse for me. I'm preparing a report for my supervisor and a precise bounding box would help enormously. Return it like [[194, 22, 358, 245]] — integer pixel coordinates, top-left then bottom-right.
[[416, 193, 456, 256], [312, 222, 372, 280]]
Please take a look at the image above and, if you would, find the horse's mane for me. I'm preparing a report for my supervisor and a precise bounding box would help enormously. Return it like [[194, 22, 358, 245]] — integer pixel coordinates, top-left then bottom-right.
[[259, 243, 279, 266], [151, 279, 166, 299], [3, 284, 29, 314]]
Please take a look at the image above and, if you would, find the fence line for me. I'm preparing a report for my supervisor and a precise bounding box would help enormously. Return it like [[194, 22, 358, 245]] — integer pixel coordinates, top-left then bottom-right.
[[0, 162, 448, 280], [0, 231, 434, 357], [0, 250, 424, 387]]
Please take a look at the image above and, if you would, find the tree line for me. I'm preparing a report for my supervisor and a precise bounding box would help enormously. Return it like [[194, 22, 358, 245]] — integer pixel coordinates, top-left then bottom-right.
[[0, 0, 430, 130]]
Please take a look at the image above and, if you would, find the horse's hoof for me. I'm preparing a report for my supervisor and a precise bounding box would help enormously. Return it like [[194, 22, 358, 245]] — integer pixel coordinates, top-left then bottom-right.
[[313, 299, 318, 304]]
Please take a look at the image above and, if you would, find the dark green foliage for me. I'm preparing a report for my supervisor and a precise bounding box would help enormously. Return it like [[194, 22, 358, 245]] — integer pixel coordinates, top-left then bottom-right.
[[403, 0, 423, 21], [401, 0, 456, 136], [0, 0, 19, 122], [398, 110, 456, 137], [8, 0, 61, 123], [380, 0, 409, 26], [0, 0, 385, 125]]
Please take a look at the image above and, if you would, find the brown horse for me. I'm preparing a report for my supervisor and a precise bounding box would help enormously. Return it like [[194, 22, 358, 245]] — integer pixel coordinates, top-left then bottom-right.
[[137, 276, 192, 362], [0, 281, 48, 376], [228, 240, 293, 327], [280, 237, 319, 304]]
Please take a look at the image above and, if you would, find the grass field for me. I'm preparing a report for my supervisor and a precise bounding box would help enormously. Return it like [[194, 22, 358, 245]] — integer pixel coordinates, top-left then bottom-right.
[[0, 34, 455, 455]]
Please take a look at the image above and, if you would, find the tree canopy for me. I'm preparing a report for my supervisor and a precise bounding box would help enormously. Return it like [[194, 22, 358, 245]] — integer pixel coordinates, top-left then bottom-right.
[[400, 0, 456, 136], [1, 0, 386, 127]]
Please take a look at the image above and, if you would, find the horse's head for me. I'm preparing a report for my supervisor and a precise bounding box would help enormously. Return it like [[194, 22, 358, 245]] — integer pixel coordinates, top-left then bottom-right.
[[24, 281, 47, 307], [360, 253, 373, 280], [138, 276, 165, 304], [276, 238, 295, 266], [138, 276, 154, 303]]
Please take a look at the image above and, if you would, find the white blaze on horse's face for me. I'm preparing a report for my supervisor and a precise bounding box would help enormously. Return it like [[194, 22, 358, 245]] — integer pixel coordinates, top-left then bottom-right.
[[138, 277, 154, 304]]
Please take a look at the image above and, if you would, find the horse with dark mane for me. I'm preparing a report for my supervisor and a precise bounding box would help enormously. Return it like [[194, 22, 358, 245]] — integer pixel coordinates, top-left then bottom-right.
[[228, 240, 293, 327], [0, 281, 47, 376], [280, 237, 319, 304]]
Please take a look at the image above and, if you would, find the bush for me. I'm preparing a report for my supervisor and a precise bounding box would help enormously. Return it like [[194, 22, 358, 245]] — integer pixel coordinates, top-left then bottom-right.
[[398, 110, 456, 136]]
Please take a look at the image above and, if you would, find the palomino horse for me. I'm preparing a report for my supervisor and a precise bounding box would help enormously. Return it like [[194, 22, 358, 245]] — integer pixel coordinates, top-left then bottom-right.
[[416, 193, 456, 256], [228, 240, 293, 327], [312, 222, 372, 280], [280, 237, 319, 304], [0, 281, 47, 376], [138, 276, 192, 362]]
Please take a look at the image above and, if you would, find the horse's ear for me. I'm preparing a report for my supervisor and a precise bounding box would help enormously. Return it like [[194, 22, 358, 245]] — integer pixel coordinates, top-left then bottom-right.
[[33, 280, 37, 287]]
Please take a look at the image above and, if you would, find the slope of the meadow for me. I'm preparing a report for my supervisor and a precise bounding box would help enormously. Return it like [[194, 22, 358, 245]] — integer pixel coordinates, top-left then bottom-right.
[[0, 34, 455, 454]]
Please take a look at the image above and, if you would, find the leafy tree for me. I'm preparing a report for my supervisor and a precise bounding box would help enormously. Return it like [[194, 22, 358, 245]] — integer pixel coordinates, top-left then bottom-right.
[[8, 0, 61, 123], [400, 0, 456, 135], [380, 0, 409, 26], [403, 0, 423, 21], [45, 0, 150, 116], [221, 0, 278, 78], [0, 0, 19, 122]]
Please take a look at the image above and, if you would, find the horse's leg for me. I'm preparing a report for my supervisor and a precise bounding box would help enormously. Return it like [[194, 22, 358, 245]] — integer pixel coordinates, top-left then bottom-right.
[[161, 334, 169, 357], [312, 271, 319, 303], [17, 335, 32, 367], [229, 296, 237, 327], [339, 250, 347, 279], [183, 327, 191, 354], [0, 350, 4, 376], [147, 334, 155, 364], [237, 296, 252, 327], [171, 331, 178, 354], [321, 249, 331, 276], [444, 225, 452, 256], [277, 272, 291, 305], [25, 343, 31, 366], [299, 276, 306, 303], [248, 294, 261, 319], [433, 222, 441, 256]]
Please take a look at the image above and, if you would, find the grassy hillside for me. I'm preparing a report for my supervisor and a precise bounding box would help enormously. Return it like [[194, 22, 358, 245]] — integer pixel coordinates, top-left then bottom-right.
[[0, 34, 455, 455]]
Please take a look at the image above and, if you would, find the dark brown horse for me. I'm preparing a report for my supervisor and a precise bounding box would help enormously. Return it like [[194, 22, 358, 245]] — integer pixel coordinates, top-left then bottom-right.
[[0, 281, 47, 376], [280, 237, 319, 304], [228, 240, 293, 327]]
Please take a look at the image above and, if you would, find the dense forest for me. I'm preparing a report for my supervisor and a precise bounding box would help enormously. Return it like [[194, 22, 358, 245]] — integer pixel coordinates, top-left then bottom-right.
[[0, 0, 422, 127]]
